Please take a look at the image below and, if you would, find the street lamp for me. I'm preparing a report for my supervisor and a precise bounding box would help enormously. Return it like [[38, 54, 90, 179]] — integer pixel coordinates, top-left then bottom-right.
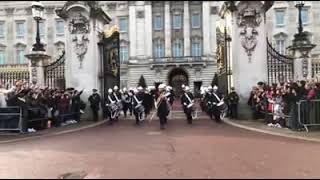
[[294, 1, 305, 35], [31, 1, 45, 52]]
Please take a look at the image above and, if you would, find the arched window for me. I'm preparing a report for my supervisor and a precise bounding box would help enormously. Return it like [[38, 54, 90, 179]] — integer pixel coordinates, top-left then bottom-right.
[[153, 39, 164, 58], [172, 39, 183, 57]]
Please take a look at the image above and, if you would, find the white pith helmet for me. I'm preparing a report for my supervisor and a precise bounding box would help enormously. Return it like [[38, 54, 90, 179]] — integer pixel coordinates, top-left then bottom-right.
[[113, 85, 119, 91], [108, 88, 113, 94]]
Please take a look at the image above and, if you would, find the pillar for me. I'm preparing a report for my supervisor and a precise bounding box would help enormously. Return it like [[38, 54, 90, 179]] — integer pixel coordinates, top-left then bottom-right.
[[183, 1, 190, 56], [164, 1, 171, 57]]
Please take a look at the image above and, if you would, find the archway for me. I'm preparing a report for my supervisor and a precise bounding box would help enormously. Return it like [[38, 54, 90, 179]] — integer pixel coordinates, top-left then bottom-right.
[[168, 67, 189, 97]]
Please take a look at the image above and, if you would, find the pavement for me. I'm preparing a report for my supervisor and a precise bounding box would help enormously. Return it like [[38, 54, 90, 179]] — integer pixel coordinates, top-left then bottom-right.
[[222, 118, 320, 143]]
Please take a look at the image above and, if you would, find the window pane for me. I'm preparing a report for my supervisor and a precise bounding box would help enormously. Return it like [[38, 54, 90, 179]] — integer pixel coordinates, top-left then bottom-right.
[[275, 11, 285, 26], [276, 40, 285, 54], [56, 20, 64, 35], [154, 16, 163, 30], [154, 41, 164, 58], [0, 51, 5, 64], [173, 40, 183, 57], [17, 50, 24, 64], [301, 9, 308, 24], [120, 46, 128, 63], [119, 18, 127, 32], [192, 42, 201, 57], [173, 15, 181, 29], [0, 22, 4, 38], [16, 22, 25, 38], [192, 14, 200, 28]]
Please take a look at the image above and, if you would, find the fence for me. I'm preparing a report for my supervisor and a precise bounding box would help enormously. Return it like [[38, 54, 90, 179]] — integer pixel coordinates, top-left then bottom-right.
[[0, 107, 23, 132], [0, 64, 29, 88], [297, 99, 320, 132]]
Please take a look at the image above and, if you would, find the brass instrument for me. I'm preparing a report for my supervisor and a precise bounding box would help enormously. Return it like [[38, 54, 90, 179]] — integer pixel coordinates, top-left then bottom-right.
[[149, 91, 166, 123]]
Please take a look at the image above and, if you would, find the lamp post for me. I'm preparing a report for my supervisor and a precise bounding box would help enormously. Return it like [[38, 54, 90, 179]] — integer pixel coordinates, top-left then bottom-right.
[[294, 1, 304, 35], [31, 1, 45, 52]]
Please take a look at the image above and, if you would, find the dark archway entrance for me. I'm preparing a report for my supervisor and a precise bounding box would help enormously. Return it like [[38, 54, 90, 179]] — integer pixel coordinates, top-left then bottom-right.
[[168, 68, 189, 97]]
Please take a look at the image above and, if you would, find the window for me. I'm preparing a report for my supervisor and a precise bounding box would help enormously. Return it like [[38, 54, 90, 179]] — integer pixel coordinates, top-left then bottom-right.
[[16, 49, 25, 64], [0, 51, 5, 64], [301, 8, 309, 25], [275, 10, 285, 27], [120, 46, 129, 63], [153, 40, 164, 58], [191, 13, 200, 28], [39, 21, 45, 37], [154, 16, 163, 30], [191, 42, 201, 57], [0, 22, 4, 38], [172, 39, 183, 57], [118, 17, 127, 32], [56, 20, 65, 35], [173, 14, 182, 29], [16, 21, 25, 38], [276, 40, 285, 54]]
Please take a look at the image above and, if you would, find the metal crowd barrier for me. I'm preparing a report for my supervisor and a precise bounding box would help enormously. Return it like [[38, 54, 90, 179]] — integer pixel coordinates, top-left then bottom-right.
[[297, 99, 320, 132], [0, 107, 23, 132]]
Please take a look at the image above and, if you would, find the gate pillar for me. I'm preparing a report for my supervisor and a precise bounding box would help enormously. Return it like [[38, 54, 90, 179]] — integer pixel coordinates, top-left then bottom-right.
[[219, 1, 273, 119], [25, 51, 51, 86], [56, 1, 111, 103]]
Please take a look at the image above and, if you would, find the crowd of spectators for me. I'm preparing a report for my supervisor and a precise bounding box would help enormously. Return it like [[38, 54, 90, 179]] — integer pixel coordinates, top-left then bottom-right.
[[0, 80, 85, 132], [248, 80, 320, 128]]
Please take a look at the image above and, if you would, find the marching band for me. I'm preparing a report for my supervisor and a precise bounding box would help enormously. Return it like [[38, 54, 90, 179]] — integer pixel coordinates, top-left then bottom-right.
[[100, 83, 227, 130]]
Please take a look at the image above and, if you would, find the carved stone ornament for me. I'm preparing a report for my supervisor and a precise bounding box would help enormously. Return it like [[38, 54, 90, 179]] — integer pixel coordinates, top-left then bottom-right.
[[69, 13, 90, 69], [72, 34, 89, 69], [237, 6, 262, 62], [31, 67, 37, 84], [69, 13, 90, 34]]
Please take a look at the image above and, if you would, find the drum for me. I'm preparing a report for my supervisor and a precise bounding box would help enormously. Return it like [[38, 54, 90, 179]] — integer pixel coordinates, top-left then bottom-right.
[[135, 104, 145, 113], [117, 101, 123, 111]]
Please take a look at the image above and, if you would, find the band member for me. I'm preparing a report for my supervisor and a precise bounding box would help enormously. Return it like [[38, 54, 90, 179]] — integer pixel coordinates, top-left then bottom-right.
[[122, 87, 131, 118], [128, 87, 135, 116], [88, 89, 101, 122], [204, 86, 214, 119], [143, 86, 154, 116], [133, 87, 145, 125], [155, 84, 170, 130], [0, 82, 15, 108], [105, 88, 117, 125], [212, 86, 223, 122], [181, 86, 194, 124], [227, 87, 239, 119], [113, 86, 123, 117]]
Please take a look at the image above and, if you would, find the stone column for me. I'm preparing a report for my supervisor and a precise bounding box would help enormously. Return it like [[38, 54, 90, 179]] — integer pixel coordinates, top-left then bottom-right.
[[183, 1, 190, 56], [202, 1, 211, 56], [222, 1, 269, 119], [56, 2, 111, 104], [45, 6, 55, 58], [164, 1, 171, 57], [144, 2, 153, 58], [5, 8, 14, 64], [129, 2, 137, 58], [25, 51, 50, 86]]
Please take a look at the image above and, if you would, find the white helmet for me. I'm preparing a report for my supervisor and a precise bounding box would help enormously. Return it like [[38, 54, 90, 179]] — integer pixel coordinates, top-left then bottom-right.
[[181, 84, 186, 89], [213, 85, 218, 90], [148, 86, 155, 90], [208, 86, 213, 90], [123, 87, 127, 92], [113, 86, 119, 91], [133, 88, 138, 93], [137, 86, 143, 91], [108, 88, 113, 94], [159, 84, 166, 89], [185, 86, 190, 92]]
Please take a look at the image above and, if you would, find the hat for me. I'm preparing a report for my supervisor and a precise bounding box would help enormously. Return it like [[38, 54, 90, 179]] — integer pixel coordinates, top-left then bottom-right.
[[208, 86, 213, 90], [181, 84, 186, 89], [113, 86, 119, 90], [231, 87, 235, 90], [185, 86, 190, 91], [137, 86, 143, 91], [123, 87, 127, 92], [213, 86, 218, 90], [108, 88, 113, 93], [159, 84, 166, 89], [92, 89, 98, 92]]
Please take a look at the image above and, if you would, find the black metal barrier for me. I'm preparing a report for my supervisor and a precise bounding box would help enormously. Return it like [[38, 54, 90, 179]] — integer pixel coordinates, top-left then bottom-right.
[[0, 107, 22, 132], [297, 99, 320, 132]]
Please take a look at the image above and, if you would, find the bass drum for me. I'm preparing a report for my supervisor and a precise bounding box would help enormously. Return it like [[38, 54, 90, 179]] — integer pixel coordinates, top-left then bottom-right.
[[117, 101, 123, 111], [218, 102, 228, 120]]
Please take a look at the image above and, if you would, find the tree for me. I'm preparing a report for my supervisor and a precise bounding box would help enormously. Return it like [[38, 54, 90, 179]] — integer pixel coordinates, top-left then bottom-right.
[[211, 73, 219, 87], [138, 75, 147, 88]]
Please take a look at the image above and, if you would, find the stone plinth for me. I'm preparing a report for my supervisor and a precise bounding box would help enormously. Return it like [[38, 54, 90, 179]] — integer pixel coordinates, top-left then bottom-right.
[[25, 51, 51, 86]]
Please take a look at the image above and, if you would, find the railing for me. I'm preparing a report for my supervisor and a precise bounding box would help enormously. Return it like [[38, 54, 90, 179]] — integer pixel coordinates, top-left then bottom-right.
[[0, 64, 29, 88], [297, 99, 320, 132], [0, 107, 23, 132], [312, 61, 320, 77]]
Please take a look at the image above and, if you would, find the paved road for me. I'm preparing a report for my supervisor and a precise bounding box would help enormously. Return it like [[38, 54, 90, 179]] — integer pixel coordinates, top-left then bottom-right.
[[0, 117, 320, 179]]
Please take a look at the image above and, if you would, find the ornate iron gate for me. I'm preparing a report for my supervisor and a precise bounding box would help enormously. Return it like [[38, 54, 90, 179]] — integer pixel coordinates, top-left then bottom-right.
[[99, 26, 120, 104], [267, 39, 294, 84], [44, 51, 66, 89], [0, 65, 29, 88]]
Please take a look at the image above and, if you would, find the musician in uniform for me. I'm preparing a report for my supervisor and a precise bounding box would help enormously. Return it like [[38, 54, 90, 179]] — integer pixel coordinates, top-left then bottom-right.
[[88, 89, 101, 122], [212, 86, 223, 122], [132, 87, 145, 125], [155, 84, 169, 130], [204, 86, 214, 119], [122, 87, 131, 118], [181, 86, 194, 124], [105, 88, 117, 125], [143, 86, 154, 116], [113, 86, 122, 120], [227, 87, 239, 119]]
